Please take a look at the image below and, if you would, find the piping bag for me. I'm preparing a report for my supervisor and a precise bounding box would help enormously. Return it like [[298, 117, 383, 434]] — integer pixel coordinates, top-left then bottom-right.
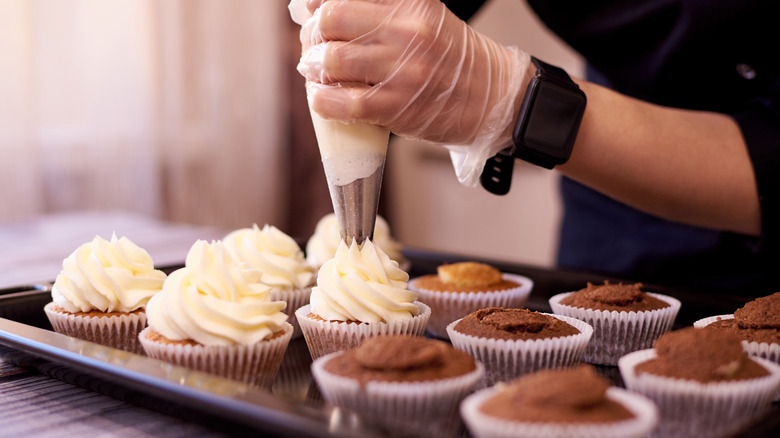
[[290, 1, 390, 246]]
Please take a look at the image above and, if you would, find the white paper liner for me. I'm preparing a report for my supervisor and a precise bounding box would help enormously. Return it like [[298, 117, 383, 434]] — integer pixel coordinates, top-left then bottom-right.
[[311, 350, 485, 438], [460, 385, 658, 438], [138, 322, 293, 390], [44, 302, 148, 355], [271, 286, 312, 340], [446, 313, 594, 387], [295, 302, 431, 360], [618, 348, 780, 438], [409, 273, 534, 340], [549, 292, 681, 365]]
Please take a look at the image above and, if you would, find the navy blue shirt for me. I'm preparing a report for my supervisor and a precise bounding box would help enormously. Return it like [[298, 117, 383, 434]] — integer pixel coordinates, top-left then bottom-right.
[[447, 0, 780, 297]]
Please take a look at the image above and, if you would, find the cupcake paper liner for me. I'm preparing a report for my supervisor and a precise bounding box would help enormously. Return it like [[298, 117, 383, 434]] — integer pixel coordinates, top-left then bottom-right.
[[409, 273, 534, 340], [44, 302, 147, 355], [460, 385, 658, 438], [446, 313, 594, 387], [295, 302, 431, 360], [549, 292, 681, 365], [311, 350, 485, 438], [271, 286, 312, 340], [618, 348, 780, 438], [138, 322, 294, 390]]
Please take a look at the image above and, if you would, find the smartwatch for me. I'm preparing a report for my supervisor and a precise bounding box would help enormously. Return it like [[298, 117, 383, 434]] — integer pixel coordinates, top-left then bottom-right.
[[480, 57, 586, 195]]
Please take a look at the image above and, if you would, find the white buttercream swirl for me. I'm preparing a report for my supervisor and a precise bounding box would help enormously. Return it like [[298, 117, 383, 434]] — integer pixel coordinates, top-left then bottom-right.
[[223, 224, 314, 290], [306, 213, 404, 267], [310, 239, 418, 323], [145, 240, 288, 346], [51, 233, 166, 313]]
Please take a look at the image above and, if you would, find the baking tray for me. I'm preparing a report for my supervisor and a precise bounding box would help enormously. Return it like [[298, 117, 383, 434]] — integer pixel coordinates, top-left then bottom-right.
[[1, 249, 778, 437]]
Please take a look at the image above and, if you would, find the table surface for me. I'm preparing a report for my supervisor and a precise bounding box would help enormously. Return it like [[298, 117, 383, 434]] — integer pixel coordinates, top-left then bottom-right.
[[0, 212, 778, 437]]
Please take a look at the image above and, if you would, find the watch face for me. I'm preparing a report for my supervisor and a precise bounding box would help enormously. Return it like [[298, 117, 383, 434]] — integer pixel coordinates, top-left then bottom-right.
[[520, 78, 587, 162]]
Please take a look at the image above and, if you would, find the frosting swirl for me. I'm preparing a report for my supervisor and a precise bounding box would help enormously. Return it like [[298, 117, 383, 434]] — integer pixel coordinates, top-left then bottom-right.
[[145, 240, 288, 346], [223, 224, 314, 290], [306, 213, 404, 267], [52, 233, 166, 313], [310, 239, 418, 323]]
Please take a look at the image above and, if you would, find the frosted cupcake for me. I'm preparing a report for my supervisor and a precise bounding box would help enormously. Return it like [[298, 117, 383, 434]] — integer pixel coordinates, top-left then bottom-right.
[[311, 335, 484, 438], [139, 240, 293, 389], [44, 233, 166, 354], [223, 224, 315, 339], [305, 213, 408, 271], [295, 239, 430, 360], [460, 365, 658, 438], [619, 327, 780, 438], [409, 262, 533, 339], [549, 281, 680, 365], [447, 307, 593, 386]]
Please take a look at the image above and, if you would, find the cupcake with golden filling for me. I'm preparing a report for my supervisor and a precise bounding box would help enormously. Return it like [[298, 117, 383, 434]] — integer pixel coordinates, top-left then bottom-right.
[[408, 262, 533, 339], [549, 281, 680, 365], [44, 233, 167, 354], [223, 224, 315, 339], [447, 307, 593, 386], [460, 365, 658, 438], [311, 335, 484, 438], [139, 240, 293, 389], [295, 239, 430, 360], [619, 327, 780, 438]]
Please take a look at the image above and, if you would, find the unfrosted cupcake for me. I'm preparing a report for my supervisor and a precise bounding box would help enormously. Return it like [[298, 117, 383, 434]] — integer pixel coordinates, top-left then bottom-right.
[[619, 327, 780, 438], [296, 239, 430, 360], [460, 364, 658, 438], [44, 233, 166, 354], [311, 335, 484, 438], [447, 307, 593, 386], [305, 213, 408, 270], [409, 262, 533, 339], [139, 240, 293, 389], [549, 281, 680, 365], [694, 291, 780, 364], [223, 223, 315, 339]]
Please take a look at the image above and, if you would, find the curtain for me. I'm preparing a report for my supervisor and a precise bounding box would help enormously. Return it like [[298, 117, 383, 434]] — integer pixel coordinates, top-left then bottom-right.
[[0, 0, 326, 236]]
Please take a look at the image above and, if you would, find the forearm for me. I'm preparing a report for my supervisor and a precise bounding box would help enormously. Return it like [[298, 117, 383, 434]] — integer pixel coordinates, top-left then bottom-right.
[[559, 80, 761, 236]]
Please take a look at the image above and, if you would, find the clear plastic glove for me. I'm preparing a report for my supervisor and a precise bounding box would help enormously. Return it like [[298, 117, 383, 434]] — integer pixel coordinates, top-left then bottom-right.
[[290, 0, 532, 187]]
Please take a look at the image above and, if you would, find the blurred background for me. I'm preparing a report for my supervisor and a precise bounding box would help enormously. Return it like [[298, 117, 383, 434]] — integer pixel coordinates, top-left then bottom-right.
[[0, 0, 582, 268]]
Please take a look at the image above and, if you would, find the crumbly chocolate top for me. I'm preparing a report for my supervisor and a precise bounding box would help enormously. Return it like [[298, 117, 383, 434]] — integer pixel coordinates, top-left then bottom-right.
[[454, 307, 580, 340], [734, 292, 780, 330], [706, 318, 780, 345], [479, 365, 634, 423], [323, 335, 476, 384], [635, 327, 769, 382], [560, 281, 670, 312]]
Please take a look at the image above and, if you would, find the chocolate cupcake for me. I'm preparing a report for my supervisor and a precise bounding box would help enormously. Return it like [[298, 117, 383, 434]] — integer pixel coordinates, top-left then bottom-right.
[[447, 307, 593, 386], [619, 327, 780, 438], [311, 335, 484, 438], [549, 281, 680, 365], [460, 365, 658, 438], [409, 262, 533, 339]]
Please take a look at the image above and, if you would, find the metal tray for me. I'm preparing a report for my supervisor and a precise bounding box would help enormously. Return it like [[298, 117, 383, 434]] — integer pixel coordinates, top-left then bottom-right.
[[1, 249, 778, 437]]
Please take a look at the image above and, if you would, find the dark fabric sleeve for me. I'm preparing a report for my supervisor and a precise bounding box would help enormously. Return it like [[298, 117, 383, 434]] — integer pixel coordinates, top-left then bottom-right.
[[441, 0, 487, 21], [731, 81, 780, 256]]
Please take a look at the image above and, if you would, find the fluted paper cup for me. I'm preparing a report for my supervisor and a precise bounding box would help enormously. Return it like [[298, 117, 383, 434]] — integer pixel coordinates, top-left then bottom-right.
[[447, 313, 593, 387], [618, 348, 780, 438], [271, 286, 312, 339], [409, 273, 533, 340], [549, 292, 680, 365], [295, 302, 431, 360], [138, 322, 293, 390], [460, 385, 658, 438], [311, 350, 484, 438], [44, 302, 147, 355]]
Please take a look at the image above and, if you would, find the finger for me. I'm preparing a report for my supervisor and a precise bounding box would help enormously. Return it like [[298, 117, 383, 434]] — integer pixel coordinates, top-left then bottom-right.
[[304, 1, 395, 46], [298, 41, 398, 85]]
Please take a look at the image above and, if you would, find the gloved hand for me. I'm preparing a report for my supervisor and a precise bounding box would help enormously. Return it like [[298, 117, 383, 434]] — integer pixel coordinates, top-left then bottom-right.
[[289, 0, 532, 187]]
